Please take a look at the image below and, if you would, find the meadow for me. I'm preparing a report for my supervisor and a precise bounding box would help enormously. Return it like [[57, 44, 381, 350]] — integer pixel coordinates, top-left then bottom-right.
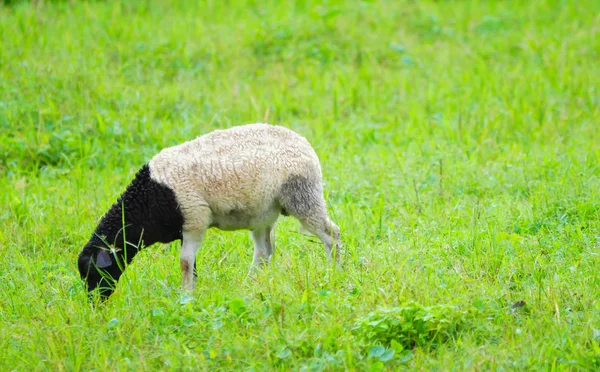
[[1, 0, 599, 370]]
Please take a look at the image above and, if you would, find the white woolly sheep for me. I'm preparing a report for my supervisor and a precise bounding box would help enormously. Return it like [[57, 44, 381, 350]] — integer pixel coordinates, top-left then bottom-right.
[[77, 123, 340, 298]]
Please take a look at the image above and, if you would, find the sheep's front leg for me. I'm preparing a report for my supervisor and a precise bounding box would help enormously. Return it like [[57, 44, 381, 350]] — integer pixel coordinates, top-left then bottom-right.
[[249, 226, 274, 274], [181, 230, 205, 291]]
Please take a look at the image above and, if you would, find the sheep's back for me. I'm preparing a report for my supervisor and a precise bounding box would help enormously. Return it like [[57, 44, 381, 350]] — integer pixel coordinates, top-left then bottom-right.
[[148, 124, 321, 226]]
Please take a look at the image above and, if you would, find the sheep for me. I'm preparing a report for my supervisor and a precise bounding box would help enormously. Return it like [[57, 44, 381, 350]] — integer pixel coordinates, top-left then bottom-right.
[[77, 123, 341, 298]]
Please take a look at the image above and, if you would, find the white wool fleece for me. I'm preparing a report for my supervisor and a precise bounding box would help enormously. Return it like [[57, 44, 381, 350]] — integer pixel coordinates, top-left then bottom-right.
[[148, 123, 323, 232]]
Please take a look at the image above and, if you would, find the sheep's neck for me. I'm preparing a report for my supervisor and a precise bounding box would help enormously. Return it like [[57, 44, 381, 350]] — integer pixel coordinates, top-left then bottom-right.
[[88, 164, 184, 254], [90, 197, 149, 255]]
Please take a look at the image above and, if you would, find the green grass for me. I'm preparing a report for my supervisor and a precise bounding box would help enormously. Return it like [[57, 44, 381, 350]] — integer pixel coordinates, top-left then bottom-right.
[[1, 0, 599, 370]]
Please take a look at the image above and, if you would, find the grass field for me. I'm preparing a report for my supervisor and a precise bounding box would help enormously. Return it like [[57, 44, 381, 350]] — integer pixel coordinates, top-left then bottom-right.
[[1, 0, 599, 370]]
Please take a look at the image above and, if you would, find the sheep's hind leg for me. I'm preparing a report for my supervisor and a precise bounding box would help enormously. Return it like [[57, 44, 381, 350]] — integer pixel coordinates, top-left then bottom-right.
[[279, 176, 341, 263], [181, 230, 206, 291], [249, 226, 274, 274], [299, 216, 341, 264]]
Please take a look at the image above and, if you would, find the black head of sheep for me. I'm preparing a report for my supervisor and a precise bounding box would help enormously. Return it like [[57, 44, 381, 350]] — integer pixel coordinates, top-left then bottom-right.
[[78, 245, 125, 299]]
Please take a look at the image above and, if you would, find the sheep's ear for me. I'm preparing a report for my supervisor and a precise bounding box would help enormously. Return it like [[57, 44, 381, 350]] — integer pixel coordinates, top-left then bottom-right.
[[95, 250, 112, 268]]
